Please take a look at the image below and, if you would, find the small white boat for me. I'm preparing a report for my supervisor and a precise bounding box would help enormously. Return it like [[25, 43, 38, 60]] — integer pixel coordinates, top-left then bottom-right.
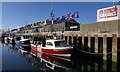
[[31, 39, 73, 57], [7, 36, 30, 51], [15, 36, 30, 47]]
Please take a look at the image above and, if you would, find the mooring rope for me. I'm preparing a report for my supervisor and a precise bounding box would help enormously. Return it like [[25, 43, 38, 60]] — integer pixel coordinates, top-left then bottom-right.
[[78, 49, 113, 55]]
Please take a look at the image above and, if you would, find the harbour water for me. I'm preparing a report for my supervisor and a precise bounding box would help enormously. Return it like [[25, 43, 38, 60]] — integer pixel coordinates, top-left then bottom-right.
[[1, 42, 119, 72]]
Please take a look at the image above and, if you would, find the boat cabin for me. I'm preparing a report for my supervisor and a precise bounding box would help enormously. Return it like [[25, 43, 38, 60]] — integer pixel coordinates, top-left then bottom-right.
[[31, 39, 69, 48], [46, 39, 69, 48]]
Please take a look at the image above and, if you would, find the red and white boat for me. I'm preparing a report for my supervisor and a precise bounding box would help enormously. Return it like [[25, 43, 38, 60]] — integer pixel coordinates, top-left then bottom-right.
[[31, 39, 73, 57], [42, 39, 73, 57]]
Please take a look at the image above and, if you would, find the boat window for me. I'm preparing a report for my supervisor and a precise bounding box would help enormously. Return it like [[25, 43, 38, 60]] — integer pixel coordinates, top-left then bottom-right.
[[16, 37, 21, 41], [34, 41, 37, 45], [23, 36, 29, 39], [55, 41, 69, 47], [36, 41, 41, 45], [46, 42, 53, 46]]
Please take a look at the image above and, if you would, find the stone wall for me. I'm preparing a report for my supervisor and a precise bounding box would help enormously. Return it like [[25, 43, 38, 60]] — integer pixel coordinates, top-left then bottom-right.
[[80, 20, 119, 37]]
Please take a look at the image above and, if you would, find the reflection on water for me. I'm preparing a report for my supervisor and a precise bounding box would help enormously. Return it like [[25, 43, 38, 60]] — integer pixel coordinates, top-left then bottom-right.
[[2, 43, 38, 71], [1, 42, 118, 72]]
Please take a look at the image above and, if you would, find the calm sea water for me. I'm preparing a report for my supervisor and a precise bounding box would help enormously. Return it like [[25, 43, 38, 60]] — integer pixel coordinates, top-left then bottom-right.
[[1, 42, 118, 72]]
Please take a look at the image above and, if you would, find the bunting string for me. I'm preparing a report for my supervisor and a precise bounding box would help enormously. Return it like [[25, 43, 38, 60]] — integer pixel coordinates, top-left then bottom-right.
[[19, 11, 79, 30]]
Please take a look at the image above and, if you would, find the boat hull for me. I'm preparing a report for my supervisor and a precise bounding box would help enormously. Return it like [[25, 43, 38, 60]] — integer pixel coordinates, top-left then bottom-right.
[[41, 48, 73, 57], [31, 44, 37, 51]]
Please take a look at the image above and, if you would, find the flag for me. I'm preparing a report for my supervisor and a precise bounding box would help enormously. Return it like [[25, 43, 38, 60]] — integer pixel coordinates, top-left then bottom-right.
[[42, 20, 47, 24], [61, 16, 67, 22], [38, 21, 42, 25], [66, 13, 73, 19], [35, 23, 39, 27], [46, 19, 50, 24], [72, 12, 79, 18], [56, 17, 60, 23], [32, 23, 35, 26], [30, 24, 32, 27], [27, 24, 31, 27], [53, 17, 57, 23], [47, 18, 52, 24]]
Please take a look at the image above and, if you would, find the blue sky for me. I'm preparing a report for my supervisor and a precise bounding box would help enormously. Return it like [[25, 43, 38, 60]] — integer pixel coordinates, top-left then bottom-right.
[[2, 2, 119, 30]]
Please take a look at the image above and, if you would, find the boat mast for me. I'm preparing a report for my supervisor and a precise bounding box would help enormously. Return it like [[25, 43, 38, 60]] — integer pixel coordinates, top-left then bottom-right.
[[50, 0, 55, 39], [50, 0, 54, 24]]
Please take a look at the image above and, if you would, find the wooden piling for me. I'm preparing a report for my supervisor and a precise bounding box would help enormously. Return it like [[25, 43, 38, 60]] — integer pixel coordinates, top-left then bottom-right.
[[112, 34, 117, 62], [103, 34, 107, 60], [95, 35, 98, 53], [117, 38, 120, 71], [88, 34, 91, 52], [111, 34, 117, 70], [91, 37, 95, 53], [82, 35, 84, 50], [76, 35, 79, 44]]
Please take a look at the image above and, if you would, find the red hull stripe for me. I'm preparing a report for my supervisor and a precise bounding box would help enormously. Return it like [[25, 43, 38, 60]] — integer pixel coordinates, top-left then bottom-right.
[[31, 45, 37, 51], [41, 48, 72, 54], [31, 50, 38, 55]]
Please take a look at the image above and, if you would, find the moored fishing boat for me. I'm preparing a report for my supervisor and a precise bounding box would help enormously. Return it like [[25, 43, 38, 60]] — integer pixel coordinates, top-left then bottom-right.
[[41, 39, 73, 57], [31, 38, 73, 57], [15, 36, 31, 51]]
